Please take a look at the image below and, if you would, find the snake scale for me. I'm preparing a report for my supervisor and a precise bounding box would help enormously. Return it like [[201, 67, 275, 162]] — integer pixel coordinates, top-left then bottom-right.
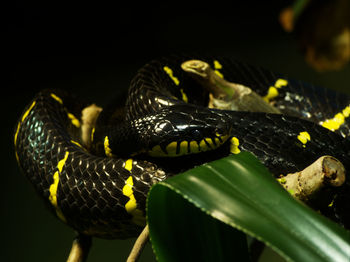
[[14, 55, 350, 239]]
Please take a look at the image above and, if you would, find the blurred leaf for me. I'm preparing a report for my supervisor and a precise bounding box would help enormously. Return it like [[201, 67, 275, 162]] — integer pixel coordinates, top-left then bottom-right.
[[147, 152, 350, 261]]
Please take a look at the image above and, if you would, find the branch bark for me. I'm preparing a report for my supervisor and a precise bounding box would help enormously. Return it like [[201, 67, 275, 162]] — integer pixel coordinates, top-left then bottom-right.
[[127, 225, 150, 262], [181, 61, 346, 203], [181, 59, 280, 113], [277, 156, 346, 202], [66, 234, 92, 262]]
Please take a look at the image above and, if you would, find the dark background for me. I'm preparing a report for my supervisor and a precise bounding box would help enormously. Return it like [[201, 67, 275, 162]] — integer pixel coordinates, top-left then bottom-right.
[[4, 1, 350, 261]]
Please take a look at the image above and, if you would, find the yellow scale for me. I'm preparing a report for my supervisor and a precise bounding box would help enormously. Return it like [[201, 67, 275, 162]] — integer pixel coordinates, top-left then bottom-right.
[[321, 105, 350, 132], [297, 131, 311, 148], [121, 159, 146, 226], [104, 136, 114, 157], [213, 60, 224, 78], [263, 78, 288, 103]]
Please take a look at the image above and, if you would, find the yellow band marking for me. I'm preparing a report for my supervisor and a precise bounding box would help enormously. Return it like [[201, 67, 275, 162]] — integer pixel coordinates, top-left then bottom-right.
[[91, 127, 95, 143], [123, 176, 134, 197], [122, 175, 145, 226], [216, 134, 229, 145], [21, 101, 36, 122], [321, 105, 350, 131], [163, 66, 180, 86], [214, 70, 224, 78], [180, 89, 188, 103], [199, 135, 229, 152], [14, 100, 36, 161], [166, 141, 178, 156], [124, 159, 133, 171], [263, 87, 279, 102], [230, 137, 241, 154], [205, 138, 214, 148], [67, 112, 81, 128], [149, 145, 165, 157], [190, 140, 200, 153], [70, 140, 84, 149], [50, 93, 63, 104], [213, 60, 223, 69], [199, 139, 209, 151], [214, 137, 220, 145], [263, 78, 288, 103], [104, 136, 114, 157], [275, 79, 288, 88], [297, 131, 311, 148], [50, 93, 80, 128], [14, 123, 21, 162], [179, 141, 188, 155], [343, 106, 350, 117], [328, 196, 336, 207], [49, 151, 69, 222], [163, 66, 187, 102], [213, 60, 224, 78], [14, 122, 21, 147]]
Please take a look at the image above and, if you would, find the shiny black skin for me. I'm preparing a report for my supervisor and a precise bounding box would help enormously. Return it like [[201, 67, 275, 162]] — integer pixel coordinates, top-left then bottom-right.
[[14, 56, 350, 239]]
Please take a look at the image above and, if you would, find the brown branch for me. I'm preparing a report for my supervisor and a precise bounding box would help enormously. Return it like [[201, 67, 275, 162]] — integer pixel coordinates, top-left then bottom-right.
[[81, 103, 102, 148], [66, 234, 92, 262], [181, 59, 280, 113], [126, 225, 150, 262], [277, 156, 346, 202]]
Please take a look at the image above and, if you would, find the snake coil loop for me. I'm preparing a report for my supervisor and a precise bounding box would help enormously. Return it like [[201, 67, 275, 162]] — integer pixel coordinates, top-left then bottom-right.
[[14, 56, 350, 238]]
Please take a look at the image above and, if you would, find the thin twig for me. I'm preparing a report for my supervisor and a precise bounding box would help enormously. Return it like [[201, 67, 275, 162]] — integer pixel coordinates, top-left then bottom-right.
[[66, 234, 92, 262], [127, 225, 150, 262]]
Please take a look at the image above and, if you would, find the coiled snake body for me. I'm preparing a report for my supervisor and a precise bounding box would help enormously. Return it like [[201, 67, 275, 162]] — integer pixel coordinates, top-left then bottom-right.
[[14, 56, 350, 238]]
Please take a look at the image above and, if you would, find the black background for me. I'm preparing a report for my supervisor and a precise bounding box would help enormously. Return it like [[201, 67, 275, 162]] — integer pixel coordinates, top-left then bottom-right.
[[4, 1, 350, 261]]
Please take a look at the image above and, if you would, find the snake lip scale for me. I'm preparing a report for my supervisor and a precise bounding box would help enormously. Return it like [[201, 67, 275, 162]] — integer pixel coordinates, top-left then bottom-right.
[[14, 55, 350, 238]]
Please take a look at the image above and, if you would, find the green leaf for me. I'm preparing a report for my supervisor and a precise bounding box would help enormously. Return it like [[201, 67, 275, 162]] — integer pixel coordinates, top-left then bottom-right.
[[147, 152, 350, 262]]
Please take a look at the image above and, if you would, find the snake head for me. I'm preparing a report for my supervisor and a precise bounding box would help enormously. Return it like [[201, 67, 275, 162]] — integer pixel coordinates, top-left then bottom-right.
[[141, 105, 232, 157]]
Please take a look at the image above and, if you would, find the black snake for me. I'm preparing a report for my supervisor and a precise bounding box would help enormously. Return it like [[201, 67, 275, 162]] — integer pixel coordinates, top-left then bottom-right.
[[14, 55, 350, 239]]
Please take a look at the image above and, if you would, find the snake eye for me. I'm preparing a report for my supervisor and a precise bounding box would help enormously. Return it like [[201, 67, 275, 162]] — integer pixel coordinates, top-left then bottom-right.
[[191, 129, 202, 140]]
